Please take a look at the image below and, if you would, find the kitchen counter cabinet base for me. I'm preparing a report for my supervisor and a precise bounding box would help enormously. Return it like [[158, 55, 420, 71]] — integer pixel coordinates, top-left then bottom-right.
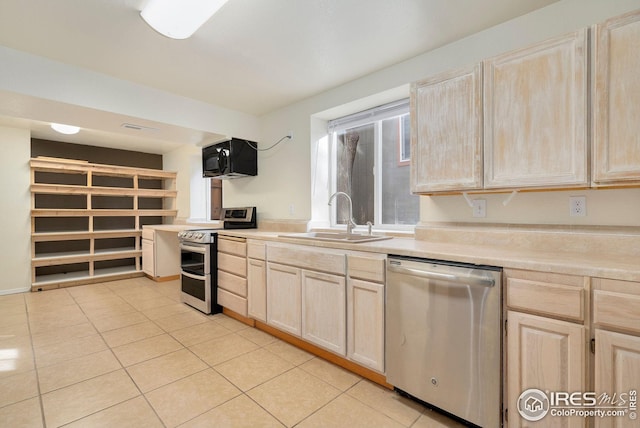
[[507, 311, 586, 428], [594, 329, 640, 428], [255, 320, 392, 389], [217, 236, 249, 317], [301, 270, 346, 356], [266, 262, 302, 336]]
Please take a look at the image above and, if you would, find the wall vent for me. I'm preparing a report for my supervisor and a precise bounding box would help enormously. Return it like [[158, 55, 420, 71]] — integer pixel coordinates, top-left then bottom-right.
[[121, 123, 158, 132]]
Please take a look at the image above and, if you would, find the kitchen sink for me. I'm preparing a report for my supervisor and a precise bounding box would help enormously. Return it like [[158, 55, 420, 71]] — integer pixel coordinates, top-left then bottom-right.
[[279, 231, 392, 243]]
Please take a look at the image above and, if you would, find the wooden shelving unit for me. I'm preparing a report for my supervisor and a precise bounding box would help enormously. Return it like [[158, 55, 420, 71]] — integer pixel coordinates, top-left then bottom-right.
[[30, 157, 177, 291]]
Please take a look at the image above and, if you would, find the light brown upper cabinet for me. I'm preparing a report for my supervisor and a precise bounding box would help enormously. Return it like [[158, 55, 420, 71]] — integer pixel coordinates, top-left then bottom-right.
[[410, 63, 483, 193], [592, 9, 640, 186], [484, 29, 589, 189]]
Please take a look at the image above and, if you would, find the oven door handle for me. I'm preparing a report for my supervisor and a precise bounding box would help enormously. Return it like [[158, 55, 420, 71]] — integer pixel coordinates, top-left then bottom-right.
[[181, 271, 206, 281], [180, 244, 208, 254]]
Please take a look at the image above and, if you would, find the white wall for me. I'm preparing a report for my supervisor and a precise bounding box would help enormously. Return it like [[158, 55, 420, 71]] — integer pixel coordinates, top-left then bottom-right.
[[0, 126, 31, 294], [422, 189, 640, 226], [223, 103, 312, 220], [163, 144, 208, 222], [0, 45, 260, 141], [246, 0, 640, 227]]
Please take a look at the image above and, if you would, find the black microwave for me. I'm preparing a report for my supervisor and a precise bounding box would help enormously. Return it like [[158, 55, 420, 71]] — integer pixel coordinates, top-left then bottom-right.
[[202, 138, 258, 179]]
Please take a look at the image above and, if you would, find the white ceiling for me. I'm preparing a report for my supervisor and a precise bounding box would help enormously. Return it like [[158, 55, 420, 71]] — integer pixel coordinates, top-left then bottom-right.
[[0, 0, 559, 152]]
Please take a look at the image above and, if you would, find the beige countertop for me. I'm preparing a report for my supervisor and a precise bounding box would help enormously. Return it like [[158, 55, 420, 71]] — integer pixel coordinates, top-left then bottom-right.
[[143, 222, 223, 233], [218, 229, 640, 282]]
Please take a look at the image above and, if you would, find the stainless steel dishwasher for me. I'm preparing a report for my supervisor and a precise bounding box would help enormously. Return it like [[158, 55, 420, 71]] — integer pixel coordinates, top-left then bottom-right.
[[386, 256, 502, 427]]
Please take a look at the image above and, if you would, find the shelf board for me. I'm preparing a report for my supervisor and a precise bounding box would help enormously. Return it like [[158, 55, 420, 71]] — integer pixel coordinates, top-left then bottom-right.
[[32, 209, 178, 217], [32, 229, 141, 242], [31, 158, 177, 180], [32, 248, 141, 266], [31, 183, 177, 198], [32, 266, 143, 290]]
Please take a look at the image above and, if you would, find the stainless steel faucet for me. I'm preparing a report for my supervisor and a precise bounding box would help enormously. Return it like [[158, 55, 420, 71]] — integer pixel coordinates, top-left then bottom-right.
[[328, 191, 357, 235]]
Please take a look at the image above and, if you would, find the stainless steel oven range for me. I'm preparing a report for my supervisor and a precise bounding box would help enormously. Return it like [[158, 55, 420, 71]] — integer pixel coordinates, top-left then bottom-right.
[[177, 206, 257, 314], [178, 229, 220, 314]]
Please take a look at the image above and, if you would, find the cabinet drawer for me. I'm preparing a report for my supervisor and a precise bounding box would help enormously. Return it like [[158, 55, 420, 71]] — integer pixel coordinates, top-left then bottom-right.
[[506, 270, 585, 321], [217, 288, 247, 317], [247, 240, 266, 260], [267, 244, 345, 275], [218, 252, 246, 277], [593, 278, 640, 334], [218, 270, 247, 297], [218, 238, 247, 257], [347, 254, 385, 283]]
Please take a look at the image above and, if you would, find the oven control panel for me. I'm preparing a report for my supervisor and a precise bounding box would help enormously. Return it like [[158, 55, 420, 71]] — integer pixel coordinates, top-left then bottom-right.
[[178, 230, 217, 244]]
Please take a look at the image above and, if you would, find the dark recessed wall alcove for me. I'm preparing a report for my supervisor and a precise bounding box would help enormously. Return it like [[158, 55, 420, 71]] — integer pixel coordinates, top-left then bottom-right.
[[31, 139, 163, 169]]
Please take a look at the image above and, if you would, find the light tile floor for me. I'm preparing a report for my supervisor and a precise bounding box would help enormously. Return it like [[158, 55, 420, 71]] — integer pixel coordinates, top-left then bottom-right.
[[0, 277, 466, 427]]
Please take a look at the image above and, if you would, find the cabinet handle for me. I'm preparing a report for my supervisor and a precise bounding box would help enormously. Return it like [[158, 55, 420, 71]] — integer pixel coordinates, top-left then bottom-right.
[[387, 264, 495, 287], [591, 338, 596, 354]]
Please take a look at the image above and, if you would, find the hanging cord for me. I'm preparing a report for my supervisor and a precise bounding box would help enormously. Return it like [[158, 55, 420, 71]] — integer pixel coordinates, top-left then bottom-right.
[[246, 135, 291, 151]]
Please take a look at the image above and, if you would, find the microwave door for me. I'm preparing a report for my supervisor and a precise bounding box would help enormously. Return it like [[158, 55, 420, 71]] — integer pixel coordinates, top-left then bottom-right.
[[218, 149, 228, 174]]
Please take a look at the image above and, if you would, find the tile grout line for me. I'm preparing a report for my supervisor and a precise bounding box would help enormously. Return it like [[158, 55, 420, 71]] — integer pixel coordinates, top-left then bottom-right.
[[9, 279, 444, 427], [67, 281, 175, 427], [24, 288, 68, 428]]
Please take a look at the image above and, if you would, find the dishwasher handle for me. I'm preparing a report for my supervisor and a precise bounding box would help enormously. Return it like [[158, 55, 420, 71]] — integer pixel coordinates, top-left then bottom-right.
[[387, 264, 495, 288]]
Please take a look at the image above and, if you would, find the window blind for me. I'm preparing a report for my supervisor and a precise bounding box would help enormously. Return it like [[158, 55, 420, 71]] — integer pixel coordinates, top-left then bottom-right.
[[327, 98, 409, 134]]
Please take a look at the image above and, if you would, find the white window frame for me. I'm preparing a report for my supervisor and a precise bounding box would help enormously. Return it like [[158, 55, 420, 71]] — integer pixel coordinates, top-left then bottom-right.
[[328, 99, 415, 231]]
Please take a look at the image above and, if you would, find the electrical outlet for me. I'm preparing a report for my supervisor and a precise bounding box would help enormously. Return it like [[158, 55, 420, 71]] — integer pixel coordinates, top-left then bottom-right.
[[287, 130, 294, 140], [289, 204, 295, 216], [472, 199, 486, 218], [569, 196, 586, 217]]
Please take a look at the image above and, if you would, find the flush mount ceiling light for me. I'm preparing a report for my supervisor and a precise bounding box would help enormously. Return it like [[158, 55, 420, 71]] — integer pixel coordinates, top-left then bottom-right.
[[140, 0, 229, 40], [51, 123, 80, 135]]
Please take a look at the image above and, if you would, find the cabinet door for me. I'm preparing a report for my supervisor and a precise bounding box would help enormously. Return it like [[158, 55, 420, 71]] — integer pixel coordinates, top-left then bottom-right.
[[507, 311, 586, 428], [594, 330, 640, 428], [410, 63, 483, 193], [247, 258, 266, 322], [347, 279, 384, 372], [301, 270, 346, 356], [484, 29, 588, 189], [141, 239, 155, 276], [593, 10, 640, 185], [266, 263, 301, 336]]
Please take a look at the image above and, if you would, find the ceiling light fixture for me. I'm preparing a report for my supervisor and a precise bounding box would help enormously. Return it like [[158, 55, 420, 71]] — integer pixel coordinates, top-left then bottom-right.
[[51, 123, 80, 135], [140, 0, 230, 40]]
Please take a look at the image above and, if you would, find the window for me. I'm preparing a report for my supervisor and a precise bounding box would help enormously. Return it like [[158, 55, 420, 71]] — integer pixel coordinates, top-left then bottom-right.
[[328, 99, 419, 228]]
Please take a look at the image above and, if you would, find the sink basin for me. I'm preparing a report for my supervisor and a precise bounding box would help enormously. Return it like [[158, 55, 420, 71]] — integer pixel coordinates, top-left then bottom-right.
[[279, 232, 392, 243]]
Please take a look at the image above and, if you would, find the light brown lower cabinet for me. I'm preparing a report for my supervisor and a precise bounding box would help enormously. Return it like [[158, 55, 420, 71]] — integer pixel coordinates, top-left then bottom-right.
[[301, 270, 346, 355], [346, 252, 386, 373], [592, 277, 640, 428], [507, 310, 587, 428], [347, 278, 384, 372], [506, 271, 640, 427], [247, 258, 266, 322], [505, 269, 588, 427], [594, 330, 640, 428], [266, 262, 302, 336], [217, 236, 248, 316]]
